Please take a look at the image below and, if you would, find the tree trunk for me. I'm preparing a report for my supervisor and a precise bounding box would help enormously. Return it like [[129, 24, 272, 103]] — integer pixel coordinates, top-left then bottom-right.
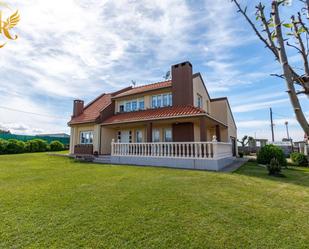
[[272, 1, 309, 136]]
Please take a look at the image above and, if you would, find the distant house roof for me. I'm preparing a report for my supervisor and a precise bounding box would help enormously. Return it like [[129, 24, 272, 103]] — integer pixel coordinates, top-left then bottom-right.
[[112, 80, 172, 99], [101, 105, 226, 126]]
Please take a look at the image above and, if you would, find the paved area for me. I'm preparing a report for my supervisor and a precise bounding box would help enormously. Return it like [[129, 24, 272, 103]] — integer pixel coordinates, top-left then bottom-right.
[[220, 158, 249, 172]]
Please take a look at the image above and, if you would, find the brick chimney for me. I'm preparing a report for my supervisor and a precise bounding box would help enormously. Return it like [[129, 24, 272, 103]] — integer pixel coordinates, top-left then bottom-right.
[[171, 61, 194, 106], [72, 99, 84, 117]]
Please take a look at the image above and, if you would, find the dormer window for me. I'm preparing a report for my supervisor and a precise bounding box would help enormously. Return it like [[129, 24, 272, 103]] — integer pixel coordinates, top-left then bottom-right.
[[119, 105, 124, 112], [132, 101, 137, 111], [139, 99, 144, 110], [119, 98, 145, 113], [152, 93, 172, 108], [126, 102, 132, 112]]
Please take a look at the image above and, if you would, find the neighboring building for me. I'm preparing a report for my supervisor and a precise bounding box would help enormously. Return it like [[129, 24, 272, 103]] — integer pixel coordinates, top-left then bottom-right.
[[68, 61, 237, 171], [37, 133, 70, 138]]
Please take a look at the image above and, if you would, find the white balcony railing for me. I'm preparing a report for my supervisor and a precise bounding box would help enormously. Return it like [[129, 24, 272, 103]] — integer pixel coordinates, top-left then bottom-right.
[[111, 139, 232, 160]]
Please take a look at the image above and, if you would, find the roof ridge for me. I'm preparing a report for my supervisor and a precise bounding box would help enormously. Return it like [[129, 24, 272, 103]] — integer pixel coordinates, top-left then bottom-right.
[[131, 79, 171, 90]]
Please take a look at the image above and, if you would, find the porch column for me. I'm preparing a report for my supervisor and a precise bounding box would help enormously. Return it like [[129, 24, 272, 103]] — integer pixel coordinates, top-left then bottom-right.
[[215, 125, 221, 142], [69, 127, 75, 154], [93, 124, 101, 153], [147, 122, 153, 142], [200, 117, 207, 142]]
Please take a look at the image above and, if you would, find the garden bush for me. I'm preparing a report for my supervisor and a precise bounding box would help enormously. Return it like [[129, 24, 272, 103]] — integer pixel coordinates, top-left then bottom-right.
[[267, 157, 281, 176], [0, 139, 9, 154], [25, 139, 48, 152], [257, 144, 287, 166], [5, 139, 26, 154], [49, 141, 64, 151], [290, 152, 308, 166]]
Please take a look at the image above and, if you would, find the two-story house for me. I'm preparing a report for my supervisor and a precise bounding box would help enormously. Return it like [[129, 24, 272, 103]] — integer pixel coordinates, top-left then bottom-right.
[[68, 61, 237, 171]]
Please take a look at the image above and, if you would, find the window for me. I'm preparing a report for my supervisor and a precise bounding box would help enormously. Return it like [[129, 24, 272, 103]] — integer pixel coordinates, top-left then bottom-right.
[[136, 130, 143, 143], [117, 131, 121, 141], [163, 94, 168, 106], [80, 131, 93, 144], [152, 96, 157, 108], [164, 128, 172, 142], [119, 105, 124, 112], [157, 95, 162, 107], [151, 93, 172, 108], [152, 129, 160, 142], [139, 99, 145, 110], [197, 94, 203, 108], [132, 101, 137, 111], [125, 102, 131, 112]]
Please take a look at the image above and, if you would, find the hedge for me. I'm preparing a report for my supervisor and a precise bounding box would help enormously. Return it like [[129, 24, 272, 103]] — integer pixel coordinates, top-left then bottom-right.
[[0, 139, 65, 154]]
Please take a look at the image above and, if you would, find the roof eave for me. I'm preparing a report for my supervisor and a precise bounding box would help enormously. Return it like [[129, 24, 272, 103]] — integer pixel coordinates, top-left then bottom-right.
[[101, 113, 227, 127]]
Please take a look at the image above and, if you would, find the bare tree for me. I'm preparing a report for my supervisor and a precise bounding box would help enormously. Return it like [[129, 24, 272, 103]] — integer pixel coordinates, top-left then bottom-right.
[[231, 0, 309, 136]]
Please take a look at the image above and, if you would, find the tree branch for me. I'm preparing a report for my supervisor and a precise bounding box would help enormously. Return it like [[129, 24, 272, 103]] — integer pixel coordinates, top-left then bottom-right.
[[292, 15, 309, 75], [231, 0, 279, 59], [257, 3, 279, 58]]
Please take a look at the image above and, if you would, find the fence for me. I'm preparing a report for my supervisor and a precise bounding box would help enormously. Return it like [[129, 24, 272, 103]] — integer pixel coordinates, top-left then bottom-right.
[[0, 134, 70, 145]]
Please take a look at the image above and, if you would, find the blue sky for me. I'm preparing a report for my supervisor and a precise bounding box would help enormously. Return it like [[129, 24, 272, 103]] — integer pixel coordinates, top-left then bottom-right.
[[0, 0, 308, 141]]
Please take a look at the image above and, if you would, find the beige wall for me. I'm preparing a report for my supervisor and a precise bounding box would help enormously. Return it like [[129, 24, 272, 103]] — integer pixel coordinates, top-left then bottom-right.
[[193, 76, 211, 113], [69, 123, 95, 154], [100, 127, 117, 155], [210, 99, 237, 143], [210, 100, 227, 124]]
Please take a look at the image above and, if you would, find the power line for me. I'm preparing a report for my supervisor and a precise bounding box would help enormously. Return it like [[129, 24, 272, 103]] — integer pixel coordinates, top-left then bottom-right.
[[0, 106, 68, 120]]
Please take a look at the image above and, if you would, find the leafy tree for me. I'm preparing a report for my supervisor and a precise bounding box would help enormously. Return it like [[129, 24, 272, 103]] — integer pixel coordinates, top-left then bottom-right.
[[238, 135, 254, 148], [0, 129, 10, 134], [232, 0, 309, 137]]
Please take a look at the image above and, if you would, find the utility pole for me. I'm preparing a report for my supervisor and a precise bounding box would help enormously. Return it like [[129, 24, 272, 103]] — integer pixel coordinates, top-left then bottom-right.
[[270, 108, 275, 142], [285, 121, 290, 140]]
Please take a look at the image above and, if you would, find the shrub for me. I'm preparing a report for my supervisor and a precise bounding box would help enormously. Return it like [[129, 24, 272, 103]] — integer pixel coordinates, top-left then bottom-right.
[[25, 139, 48, 152], [257, 144, 287, 167], [49, 141, 64, 151], [6, 139, 25, 154], [238, 152, 244, 158], [267, 157, 281, 176], [0, 139, 9, 154], [25, 140, 40, 152], [290, 152, 308, 167]]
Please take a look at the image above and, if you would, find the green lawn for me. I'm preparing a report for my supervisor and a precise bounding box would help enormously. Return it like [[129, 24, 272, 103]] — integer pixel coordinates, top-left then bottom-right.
[[0, 154, 309, 249]]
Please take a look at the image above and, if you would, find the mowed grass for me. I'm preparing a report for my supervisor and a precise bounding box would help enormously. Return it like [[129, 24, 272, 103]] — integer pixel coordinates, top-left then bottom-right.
[[0, 154, 309, 249]]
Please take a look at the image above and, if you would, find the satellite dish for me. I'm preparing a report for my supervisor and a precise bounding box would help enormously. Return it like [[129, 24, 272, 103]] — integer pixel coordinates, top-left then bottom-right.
[[131, 80, 136, 87]]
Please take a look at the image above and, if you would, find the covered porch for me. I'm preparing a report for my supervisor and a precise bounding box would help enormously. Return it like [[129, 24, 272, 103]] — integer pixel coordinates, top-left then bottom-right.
[[99, 115, 227, 155]]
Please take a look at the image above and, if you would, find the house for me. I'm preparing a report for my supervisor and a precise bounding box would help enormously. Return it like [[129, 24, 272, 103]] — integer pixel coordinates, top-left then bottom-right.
[[68, 61, 237, 171]]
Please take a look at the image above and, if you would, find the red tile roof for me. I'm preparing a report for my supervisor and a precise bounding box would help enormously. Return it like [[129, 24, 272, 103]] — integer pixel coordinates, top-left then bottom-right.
[[101, 105, 206, 125], [112, 80, 172, 98], [68, 94, 112, 125]]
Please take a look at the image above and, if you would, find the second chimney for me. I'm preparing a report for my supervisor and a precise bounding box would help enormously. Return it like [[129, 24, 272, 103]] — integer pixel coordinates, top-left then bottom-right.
[[73, 99, 84, 117], [171, 61, 194, 106]]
